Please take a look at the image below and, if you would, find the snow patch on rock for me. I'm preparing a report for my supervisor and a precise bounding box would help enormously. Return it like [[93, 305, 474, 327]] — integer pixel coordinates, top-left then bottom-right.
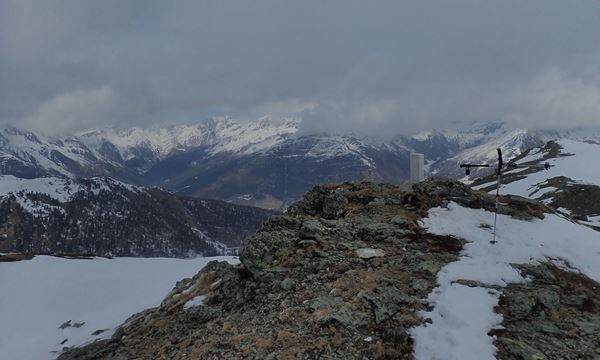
[[412, 202, 600, 359]]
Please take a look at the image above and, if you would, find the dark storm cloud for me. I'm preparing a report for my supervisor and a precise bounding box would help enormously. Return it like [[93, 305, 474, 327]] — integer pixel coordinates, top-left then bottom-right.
[[1, 0, 600, 136]]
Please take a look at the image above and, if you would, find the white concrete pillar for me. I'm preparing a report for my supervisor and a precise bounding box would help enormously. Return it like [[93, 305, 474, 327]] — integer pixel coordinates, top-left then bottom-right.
[[410, 153, 425, 182]]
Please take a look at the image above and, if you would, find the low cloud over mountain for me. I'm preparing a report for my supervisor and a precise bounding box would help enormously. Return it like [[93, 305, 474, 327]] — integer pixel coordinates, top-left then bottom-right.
[[2, 1, 600, 137]]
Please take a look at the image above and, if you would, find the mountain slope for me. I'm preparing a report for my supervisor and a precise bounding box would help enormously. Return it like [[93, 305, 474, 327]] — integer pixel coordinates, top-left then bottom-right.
[[58, 180, 600, 359], [414, 197, 600, 359], [395, 121, 508, 161], [76, 117, 300, 173], [145, 134, 411, 209], [0, 176, 275, 257], [430, 128, 562, 180], [0, 127, 134, 180], [472, 139, 600, 230], [0, 117, 301, 182]]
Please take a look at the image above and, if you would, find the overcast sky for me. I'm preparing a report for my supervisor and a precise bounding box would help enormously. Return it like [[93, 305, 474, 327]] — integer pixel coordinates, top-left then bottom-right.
[[1, 0, 600, 136]]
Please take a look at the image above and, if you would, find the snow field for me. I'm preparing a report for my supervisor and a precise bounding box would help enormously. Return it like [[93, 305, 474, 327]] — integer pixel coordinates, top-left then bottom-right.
[[411, 202, 600, 360], [0, 255, 238, 360]]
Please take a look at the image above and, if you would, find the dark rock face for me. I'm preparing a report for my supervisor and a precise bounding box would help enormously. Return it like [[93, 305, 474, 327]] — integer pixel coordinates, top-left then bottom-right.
[[0, 179, 275, 257], [545, 178, 600, 228], [493, 264, 600, 359]]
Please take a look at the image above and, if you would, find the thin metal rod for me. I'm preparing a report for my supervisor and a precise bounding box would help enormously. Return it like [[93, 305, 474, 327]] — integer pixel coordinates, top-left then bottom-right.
[[506, 162, 552, 170], [460, 164, 491, 168], [492, 171, 501, 244], [460, 150, 552, 245]]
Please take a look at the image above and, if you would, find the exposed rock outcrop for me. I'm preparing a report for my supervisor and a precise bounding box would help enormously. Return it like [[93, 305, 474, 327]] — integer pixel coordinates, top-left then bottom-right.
[[493, 263, 600, 359], [58, 179, 595, 360]]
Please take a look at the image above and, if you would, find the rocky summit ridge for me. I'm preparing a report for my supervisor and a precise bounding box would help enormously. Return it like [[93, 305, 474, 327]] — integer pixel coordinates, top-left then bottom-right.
[[58, 180, 600, 359]]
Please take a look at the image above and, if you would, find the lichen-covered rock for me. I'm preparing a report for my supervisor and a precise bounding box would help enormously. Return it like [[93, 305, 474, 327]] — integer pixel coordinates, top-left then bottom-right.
[[356, 248, 386, 259], [322, 189, 350, 219], [493, 263, 600, 359]]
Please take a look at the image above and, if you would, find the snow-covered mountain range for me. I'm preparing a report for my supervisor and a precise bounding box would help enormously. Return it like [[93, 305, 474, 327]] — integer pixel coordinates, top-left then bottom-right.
[[76, 117, 300, 172], [0, 118, 300, 181], [3, 118, 597, 210], [0, 118, 404, 208]]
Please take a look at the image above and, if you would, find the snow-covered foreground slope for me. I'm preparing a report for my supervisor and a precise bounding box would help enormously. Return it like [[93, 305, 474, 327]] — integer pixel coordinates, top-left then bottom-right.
[[0, 255, 238, 360], [412, 202, 600, 359]]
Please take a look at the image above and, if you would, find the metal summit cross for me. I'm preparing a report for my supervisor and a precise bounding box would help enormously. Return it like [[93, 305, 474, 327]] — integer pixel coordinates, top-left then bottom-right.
[[460, 148, 553, 244]]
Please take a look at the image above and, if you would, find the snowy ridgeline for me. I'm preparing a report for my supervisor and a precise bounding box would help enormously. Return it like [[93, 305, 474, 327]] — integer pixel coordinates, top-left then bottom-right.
[[411, 202, 600, 359], [473, 139, 600, 228], [0, 176, 81, 202], [0, 175, 141, 215], [476, 139, 600, 197], [0, 256, 238, 360], [77, 116, 300, 160], [0, 175, 141, 197]]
